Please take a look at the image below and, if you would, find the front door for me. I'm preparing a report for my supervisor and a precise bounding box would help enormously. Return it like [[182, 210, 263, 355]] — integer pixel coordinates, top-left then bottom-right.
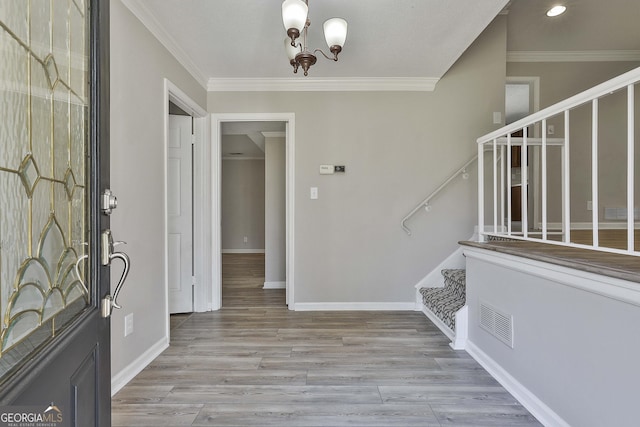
[[0, 2, 113, 426]]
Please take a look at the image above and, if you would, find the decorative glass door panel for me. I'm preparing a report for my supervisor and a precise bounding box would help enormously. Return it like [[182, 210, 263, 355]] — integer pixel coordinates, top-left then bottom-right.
[[0, 0, 90, 381]]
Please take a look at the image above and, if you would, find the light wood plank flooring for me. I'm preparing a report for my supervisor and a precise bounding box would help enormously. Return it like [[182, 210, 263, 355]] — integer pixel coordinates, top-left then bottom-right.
[[112, 254, 541, 426]]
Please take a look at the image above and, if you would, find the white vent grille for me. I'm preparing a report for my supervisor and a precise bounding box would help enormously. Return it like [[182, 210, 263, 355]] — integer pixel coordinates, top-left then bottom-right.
[[479, 301, 514, 348], [604, 207, 640, 220]]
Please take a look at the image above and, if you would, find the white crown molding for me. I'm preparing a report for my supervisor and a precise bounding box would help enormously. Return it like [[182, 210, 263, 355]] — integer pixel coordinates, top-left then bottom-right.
[[120, 0, 208, 88], [207, 77, 439, 92], [507, 50, 640, 63]]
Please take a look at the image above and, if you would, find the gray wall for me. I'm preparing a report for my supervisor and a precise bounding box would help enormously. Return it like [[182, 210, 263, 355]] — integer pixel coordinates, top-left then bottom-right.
[[221, 159, 266, 251], [208, 17, 507, 305], [465, 248, 640, 427], [265, 136, 286, 284], [507, 62, 640, 226], [110, 0, 206, 380]]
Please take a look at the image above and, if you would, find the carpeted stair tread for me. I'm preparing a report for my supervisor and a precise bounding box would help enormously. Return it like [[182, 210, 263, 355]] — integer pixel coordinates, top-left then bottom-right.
[[419, 269, 466, 331]]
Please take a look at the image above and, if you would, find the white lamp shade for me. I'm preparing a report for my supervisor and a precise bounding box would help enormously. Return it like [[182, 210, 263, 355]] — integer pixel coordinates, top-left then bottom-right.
[[282, 0, 308, 32], [323, 18, 347, 48], [284, 37, 300, 60]]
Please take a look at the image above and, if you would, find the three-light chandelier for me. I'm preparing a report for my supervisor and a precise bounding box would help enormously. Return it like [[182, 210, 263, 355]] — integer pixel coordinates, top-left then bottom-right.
[[282, 0, 348, 76]]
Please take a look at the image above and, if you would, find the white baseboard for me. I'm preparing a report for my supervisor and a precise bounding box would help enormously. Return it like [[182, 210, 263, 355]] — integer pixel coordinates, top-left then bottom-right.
[[466, 340, 570, 427], [263, 281, 286, 289], [293, 302, 415, 311], [450, 305, 468, 350], [111, 337, 169, 396], [221, 249, 265, 254]]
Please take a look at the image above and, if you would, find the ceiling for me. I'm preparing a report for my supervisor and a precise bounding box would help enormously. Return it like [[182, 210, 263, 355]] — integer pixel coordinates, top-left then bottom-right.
[[123, 0, 510, 85], [507, 0, 640, 52], [153, 0, 638, 155], [125, 0, 639, 87]]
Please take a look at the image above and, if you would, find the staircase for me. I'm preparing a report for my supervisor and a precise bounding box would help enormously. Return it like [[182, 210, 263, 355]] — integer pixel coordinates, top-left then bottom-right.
[[417, 268, 468, 349]]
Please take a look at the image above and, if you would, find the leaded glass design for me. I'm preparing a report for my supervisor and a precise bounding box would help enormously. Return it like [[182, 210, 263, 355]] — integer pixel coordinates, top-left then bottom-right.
[[0, 0, 90, 379]]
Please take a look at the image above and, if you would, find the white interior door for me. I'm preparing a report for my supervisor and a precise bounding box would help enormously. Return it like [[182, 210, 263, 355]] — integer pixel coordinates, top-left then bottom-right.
[[168, 115, 194, 313]]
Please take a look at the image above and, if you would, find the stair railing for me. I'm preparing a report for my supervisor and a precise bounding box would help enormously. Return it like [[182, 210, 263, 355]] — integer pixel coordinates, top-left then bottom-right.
[[401, 154, 479, 235], [477, 66, 640, 255]]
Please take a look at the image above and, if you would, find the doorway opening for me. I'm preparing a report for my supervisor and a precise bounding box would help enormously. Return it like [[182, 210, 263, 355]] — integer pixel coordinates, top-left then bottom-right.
[[211, 114, 296, 311], [220, 122, 286, 308]]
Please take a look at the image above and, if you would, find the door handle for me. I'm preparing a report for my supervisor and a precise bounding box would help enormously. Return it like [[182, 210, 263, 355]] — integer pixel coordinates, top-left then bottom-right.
[[100, 229, 132, 318], [74, 254, 89, 294], [74, 242, 90, 294], [108, 250, 130, 310]]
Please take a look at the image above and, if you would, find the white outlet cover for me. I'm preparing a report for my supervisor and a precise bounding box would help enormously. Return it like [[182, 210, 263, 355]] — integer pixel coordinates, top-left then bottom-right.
[[124, 313, 133, 336]]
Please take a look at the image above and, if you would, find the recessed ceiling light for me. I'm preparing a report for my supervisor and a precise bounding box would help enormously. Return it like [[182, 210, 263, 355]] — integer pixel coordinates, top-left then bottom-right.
[[546, 5, 567, 17]]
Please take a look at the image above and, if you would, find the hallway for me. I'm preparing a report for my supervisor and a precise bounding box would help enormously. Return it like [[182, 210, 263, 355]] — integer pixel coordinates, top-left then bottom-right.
[[112, 254, 540, 426]]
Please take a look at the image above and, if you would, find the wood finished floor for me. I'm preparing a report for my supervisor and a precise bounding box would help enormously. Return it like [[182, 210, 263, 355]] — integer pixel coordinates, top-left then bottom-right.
[[112, 253, 541, 426], [548, 228, 640, 252]]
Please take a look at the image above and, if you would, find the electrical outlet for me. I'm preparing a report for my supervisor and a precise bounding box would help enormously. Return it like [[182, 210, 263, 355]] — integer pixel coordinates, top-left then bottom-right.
[[547, 124, 555, 135], [243, 236, 248, 243], [587, 201, 593, 211], [124, 313, 133, 337]]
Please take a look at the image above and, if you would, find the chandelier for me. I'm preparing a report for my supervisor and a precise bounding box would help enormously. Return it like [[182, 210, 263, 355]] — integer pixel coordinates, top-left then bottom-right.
[[282, 0, 348, 76]]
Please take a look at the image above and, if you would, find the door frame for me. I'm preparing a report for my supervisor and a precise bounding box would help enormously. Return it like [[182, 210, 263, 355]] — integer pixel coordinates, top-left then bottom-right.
[[210, 113, 296, 310], [163, 80, 210, 337], [506, 76, 540, 229]]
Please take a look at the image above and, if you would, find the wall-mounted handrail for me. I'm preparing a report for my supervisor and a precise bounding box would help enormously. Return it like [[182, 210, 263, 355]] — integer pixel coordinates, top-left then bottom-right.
[[401, 154, 478, 235]]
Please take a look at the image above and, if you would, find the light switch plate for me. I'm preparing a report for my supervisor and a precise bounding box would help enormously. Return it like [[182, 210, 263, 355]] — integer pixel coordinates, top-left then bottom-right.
[[310, 187, 318, 199]]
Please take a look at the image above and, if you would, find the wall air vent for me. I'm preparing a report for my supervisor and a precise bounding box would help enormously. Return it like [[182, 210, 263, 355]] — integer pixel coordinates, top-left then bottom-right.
[[479, 301, 514, 348]]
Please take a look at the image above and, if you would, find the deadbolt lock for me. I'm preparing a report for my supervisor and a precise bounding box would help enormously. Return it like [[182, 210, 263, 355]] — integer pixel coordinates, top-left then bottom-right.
[[101, 189, 118, 215]]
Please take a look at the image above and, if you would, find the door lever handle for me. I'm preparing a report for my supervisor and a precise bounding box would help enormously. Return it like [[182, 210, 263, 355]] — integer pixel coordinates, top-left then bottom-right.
[[109, 251, 130, 310], [74, 242, 90, 294], [100, 230, 132, 317], [74, 254, 89, 294]]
